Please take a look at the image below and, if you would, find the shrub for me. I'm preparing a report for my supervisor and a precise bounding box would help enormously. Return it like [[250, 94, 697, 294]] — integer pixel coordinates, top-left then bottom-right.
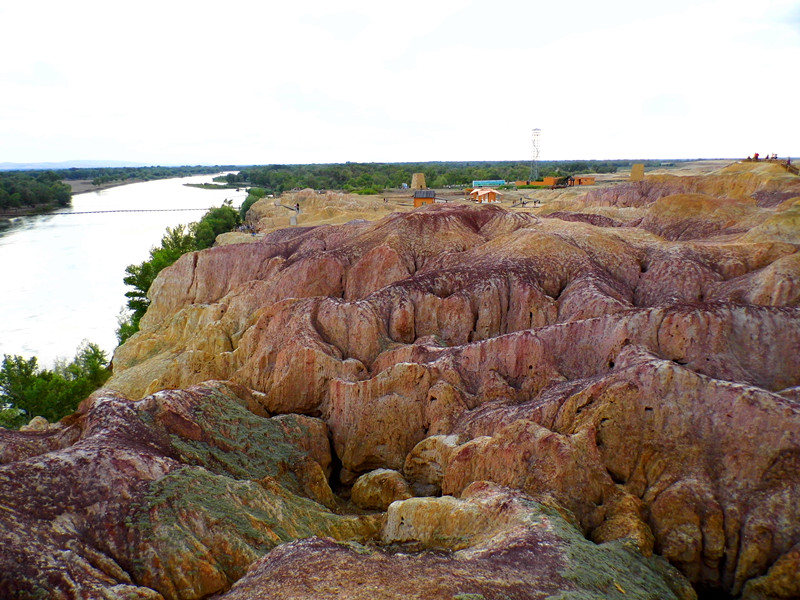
[[354, 187, 382, 195], [239, 187, 267, 220], [0, 342, 111, 429]]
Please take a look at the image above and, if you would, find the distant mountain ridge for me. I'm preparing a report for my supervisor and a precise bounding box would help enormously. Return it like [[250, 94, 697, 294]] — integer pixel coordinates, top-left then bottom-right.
[[0, 160, 152, 171]]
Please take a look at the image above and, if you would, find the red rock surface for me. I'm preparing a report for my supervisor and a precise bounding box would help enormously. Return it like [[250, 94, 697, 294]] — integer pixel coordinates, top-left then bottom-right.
[[3, 162, 800, 598], [351, 468, 413, 510], [218, 483, 696, 600], [0, 382, 379, 599]]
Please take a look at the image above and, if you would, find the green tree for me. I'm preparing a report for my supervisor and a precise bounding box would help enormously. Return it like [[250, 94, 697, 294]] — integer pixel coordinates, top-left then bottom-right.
[[192, 221, 216, 250], [192, 203, 240, 249], [50, 182, 72, 206], [239, 188, 265, 220], [0, 342, 111, 429]]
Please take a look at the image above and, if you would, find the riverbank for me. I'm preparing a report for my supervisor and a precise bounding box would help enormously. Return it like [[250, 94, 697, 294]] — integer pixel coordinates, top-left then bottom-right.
[[184, 181, 244, 190], [66, 178, 145, 195], [0, 206, 59, 219], [0, 179, 144, 218]]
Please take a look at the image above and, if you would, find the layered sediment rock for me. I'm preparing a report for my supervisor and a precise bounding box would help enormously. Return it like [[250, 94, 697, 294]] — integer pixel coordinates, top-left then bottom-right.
[[3, 161, 799, 598], [0, 382, 379, 599], [220, 483, 696, 600]]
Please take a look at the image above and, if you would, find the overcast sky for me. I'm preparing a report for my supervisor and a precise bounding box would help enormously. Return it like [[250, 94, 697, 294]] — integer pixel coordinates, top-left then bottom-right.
[[1, 0, 798, 165]]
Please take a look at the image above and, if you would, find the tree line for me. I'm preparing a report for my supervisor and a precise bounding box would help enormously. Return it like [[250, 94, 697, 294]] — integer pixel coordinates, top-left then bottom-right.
[[221, 160, 667, 195], [0, 165, 237, 212], [80, 165, 236, 186], [0, 170, 72, 211]]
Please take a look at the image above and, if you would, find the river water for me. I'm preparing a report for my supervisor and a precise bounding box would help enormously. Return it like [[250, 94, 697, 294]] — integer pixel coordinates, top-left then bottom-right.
[[0, 174, 247, 367]]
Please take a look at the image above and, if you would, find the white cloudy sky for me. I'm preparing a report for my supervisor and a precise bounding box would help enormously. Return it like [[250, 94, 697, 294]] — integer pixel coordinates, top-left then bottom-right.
[[1, 0, 798, 164]]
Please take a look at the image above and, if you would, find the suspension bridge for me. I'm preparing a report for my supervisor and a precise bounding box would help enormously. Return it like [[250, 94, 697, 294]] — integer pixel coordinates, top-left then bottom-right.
[[1, 207, 240, 217]]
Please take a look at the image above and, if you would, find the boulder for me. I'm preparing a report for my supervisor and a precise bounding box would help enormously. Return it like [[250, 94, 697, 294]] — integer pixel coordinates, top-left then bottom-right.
[[351, 468, 413, 511]]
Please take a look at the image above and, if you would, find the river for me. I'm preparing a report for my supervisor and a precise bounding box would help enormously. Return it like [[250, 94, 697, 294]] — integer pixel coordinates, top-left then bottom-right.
[[0, 174, 248, 367]]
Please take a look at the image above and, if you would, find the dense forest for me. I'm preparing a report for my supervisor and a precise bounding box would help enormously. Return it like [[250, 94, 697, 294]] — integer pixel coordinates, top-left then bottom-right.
[[222, 160, 670, 194], [0, 170, 72, 211]]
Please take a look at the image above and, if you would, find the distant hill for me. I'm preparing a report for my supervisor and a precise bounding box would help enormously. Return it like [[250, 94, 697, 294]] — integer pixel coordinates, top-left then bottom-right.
[[0, 160, 151, 171]]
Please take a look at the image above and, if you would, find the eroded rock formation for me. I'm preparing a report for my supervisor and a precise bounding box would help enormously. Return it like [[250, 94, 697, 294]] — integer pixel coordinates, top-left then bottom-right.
[[220, 482, 696, 600], [0, 382, 379, 599], [2, 161, 799, 598]]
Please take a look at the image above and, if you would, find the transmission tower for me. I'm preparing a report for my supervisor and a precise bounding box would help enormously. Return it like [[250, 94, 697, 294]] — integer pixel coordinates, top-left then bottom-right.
[[529, 128, 541, 181]]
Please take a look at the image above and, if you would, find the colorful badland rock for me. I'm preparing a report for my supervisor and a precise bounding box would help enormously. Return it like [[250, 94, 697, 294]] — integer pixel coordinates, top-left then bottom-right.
[[3, 161, 800, 598]]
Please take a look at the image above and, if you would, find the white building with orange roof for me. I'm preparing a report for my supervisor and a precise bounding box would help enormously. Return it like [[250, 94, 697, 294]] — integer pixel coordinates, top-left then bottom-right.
[[470, 188, 503, 203]]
